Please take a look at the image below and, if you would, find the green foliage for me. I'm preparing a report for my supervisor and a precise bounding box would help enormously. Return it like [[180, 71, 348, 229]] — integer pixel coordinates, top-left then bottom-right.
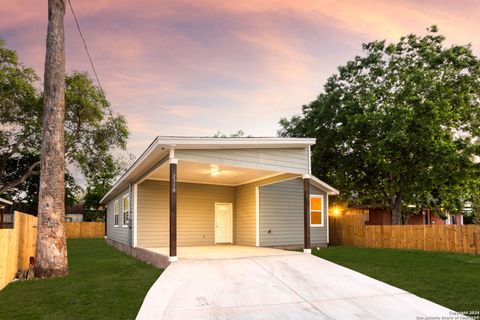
[[279, 26, 480, 221], [213, 130, 251, 137], [0, 38, 130, 210]]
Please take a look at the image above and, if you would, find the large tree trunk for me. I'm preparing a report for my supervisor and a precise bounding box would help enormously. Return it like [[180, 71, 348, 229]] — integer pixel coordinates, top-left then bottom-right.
[[35, 0, 68, 278], [390, 192, 403, 225]]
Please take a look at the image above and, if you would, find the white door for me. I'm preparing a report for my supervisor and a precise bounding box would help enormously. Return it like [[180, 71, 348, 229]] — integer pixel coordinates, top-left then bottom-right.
[[215, 203, 233, 244]]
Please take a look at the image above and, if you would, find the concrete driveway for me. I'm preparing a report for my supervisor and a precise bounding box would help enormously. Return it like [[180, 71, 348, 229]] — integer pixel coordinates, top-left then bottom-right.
[[136, 251, 457, 320]]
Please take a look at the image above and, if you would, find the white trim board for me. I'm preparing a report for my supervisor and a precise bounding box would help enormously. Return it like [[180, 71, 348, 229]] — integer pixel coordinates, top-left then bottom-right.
[[133, 183, 138, 248], [255, 186, 260, 247]]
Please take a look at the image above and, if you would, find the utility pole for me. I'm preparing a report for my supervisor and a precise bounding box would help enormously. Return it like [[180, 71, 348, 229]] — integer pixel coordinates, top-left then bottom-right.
[[35, 0, 68, 278]]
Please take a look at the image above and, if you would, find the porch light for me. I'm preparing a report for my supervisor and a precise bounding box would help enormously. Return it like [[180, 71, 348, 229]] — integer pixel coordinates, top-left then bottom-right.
[[210, 166, 222, 176]]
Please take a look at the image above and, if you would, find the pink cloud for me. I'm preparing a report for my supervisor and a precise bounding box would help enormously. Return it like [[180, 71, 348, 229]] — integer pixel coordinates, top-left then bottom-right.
[[1, 0, 479, 157]]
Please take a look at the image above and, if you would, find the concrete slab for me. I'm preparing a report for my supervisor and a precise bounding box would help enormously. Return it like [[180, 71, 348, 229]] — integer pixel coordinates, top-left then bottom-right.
[[144, 245, 299, 260], [136, 252, 460, 320]]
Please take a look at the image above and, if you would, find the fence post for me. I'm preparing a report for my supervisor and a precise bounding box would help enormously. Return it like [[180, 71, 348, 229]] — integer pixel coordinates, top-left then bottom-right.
[[474, 226, 479, 255]]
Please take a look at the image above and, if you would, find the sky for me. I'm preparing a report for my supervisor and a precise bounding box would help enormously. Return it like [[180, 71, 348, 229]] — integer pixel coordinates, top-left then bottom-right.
[[1, 0, 480, 158]]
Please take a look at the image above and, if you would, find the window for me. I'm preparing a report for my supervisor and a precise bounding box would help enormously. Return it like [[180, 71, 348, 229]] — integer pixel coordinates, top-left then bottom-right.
[[114, 200, 119, 227], [310, 195, 324, 226], [123, 195, 130, 227]]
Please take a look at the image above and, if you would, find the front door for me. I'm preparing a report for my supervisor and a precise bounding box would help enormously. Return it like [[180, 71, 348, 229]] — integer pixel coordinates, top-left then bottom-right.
[[215, 203, 233, 244]]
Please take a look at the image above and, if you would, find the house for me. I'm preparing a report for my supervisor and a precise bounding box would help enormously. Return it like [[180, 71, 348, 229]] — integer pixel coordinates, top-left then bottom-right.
[[360, 207, 464, 225], [100, 136, 339, 265], [65, 204, 85, 222], [0, 197, 13, 229]]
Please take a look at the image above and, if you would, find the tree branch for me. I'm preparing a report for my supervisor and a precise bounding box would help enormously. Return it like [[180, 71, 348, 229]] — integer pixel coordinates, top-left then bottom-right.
[[0, 160, 40, 195]]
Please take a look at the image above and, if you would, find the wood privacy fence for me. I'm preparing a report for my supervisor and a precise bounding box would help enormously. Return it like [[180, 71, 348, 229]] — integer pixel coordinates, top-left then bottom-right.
[[329, 209, 480, 254], [0, 212, 37, 290], [0, 212, 105, 290], [65, 222, 105, 238]]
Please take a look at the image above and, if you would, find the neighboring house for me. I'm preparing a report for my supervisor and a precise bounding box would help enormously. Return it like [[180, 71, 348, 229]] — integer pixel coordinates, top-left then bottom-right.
[[65, 203, 85, 222], [101, 136, 339, 263], [0, 197, 13, 229], [360, 207, 464, 225]]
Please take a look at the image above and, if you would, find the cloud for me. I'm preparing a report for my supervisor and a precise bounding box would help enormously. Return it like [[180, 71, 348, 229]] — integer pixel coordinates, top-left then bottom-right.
[[1, 0, 479, 157]]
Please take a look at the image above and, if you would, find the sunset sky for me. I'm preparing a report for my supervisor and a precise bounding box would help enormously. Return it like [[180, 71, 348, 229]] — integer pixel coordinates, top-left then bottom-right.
[[2, 0, 480, 157]]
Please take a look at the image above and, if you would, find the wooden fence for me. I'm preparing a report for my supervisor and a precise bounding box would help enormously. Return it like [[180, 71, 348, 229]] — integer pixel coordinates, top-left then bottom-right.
[[0, 213, 105, 290], [329, 209, 480, 254], [66, 222, 105, 238], [0, 212, 37, 290]]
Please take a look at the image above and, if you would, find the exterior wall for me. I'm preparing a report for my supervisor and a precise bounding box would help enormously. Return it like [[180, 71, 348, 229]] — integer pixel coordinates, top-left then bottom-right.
[[175, 148, 309, 174], [365, 208, 392, 225], [137, 180, 235, 247], [258, 178, 328, 247], [408, 210, 446, 225], [106, 186, 131, 245], [234, 174, 300, 246], [65, 213, 83, 222], [234, 183, 256, 246]]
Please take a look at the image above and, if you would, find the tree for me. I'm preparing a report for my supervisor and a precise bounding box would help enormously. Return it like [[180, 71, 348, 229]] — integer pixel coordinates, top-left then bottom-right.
[[0, 39, 129, 209], [213, 130, 251, 137], [279, 26, 480, 224], [36, 0, 68, 277], [0, 39, 43, 195], [83, 154, 132, 221]]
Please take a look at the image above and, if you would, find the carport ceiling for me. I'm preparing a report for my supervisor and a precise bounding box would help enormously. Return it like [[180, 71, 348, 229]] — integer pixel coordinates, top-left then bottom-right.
[[148, 160, 285, 186]]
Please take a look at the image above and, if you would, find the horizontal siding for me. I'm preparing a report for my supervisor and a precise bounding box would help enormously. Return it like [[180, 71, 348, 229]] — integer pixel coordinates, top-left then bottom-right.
[[106, 187, 130, 245], [310, 185, 328, 245], [175, 148, 309, 174], [137, 180, 235, 247], [259, 178, 328, 247], [234, 183, 256, 246], [234, 174, 300, 246]]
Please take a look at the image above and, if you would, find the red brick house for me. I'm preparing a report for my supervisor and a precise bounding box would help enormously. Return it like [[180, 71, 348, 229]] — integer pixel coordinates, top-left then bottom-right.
[[358, 207, 464, 225]]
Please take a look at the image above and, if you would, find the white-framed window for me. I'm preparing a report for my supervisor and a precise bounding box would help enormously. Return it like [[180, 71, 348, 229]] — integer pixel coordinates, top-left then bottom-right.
[[123, 195, 130, 227], [310, 195, 324, 227], [113, 200, 119, 227]]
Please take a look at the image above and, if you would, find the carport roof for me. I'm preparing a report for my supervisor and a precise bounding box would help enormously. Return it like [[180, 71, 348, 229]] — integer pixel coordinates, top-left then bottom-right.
[[101, 136, 317, 203]]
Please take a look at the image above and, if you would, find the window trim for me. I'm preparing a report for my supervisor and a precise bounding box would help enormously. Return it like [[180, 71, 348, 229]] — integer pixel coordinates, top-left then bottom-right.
[[122, 195, 130, 228], [113, 200, 119, 227], [310, 194, 324, 227]]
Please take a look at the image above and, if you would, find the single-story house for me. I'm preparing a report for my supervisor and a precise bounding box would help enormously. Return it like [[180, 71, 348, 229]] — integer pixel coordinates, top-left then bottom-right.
[[359, 207, 464, 225], [101, 137, 339, 265]]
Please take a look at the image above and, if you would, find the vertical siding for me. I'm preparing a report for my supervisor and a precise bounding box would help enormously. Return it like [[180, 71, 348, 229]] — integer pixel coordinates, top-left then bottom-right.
[[259, 178, 328, 247], [175, 148, 309, 173], [106, 187, 130, 245], [137, 180, 235, 247]]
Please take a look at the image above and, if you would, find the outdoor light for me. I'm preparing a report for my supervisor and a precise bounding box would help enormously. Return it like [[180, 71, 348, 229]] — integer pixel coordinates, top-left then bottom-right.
[[210, 165, 222, 176], [331, 206, 342, 216], [211, 169, 222, 176]]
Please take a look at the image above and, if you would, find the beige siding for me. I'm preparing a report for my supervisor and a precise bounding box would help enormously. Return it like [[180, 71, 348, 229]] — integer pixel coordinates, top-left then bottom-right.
[[106, 186, 131, 245], [137, 180, 235, 247], [259, 178, 328, 247], [234, 184, 256, 246], [175, 148, 309, 174]]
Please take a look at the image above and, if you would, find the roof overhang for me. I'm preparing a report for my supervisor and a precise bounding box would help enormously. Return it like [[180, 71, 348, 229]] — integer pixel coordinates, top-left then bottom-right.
[[100, 136, 316, 204], [309, 175, 340, 196]]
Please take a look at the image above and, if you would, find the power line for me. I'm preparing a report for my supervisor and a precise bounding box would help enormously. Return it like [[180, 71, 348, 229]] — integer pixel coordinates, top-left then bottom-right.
[[67, 0, 105, 98]]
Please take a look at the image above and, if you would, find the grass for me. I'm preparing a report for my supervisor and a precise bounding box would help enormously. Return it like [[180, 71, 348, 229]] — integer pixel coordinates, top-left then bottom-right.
[[313, 246, 480, 312], [0, 239, 162, 320]]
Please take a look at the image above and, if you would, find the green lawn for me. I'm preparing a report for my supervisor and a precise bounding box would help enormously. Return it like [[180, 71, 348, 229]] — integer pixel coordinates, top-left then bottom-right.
[[313, 246, 480, 312], [0, 239, 162, 320]]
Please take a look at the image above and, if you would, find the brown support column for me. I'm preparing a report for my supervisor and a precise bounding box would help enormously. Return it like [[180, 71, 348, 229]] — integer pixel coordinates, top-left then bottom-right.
[[304, 177, 311, 253], [169, 159, 178, 261]]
